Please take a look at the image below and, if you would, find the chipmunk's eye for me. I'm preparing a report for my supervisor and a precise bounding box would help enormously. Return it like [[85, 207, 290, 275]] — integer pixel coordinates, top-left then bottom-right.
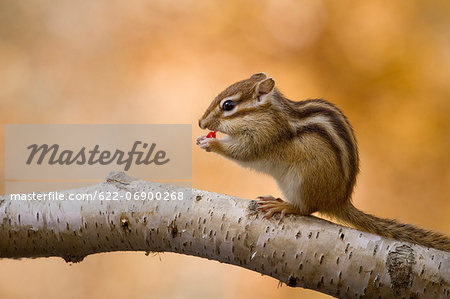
[[222, 100, 236, 111]]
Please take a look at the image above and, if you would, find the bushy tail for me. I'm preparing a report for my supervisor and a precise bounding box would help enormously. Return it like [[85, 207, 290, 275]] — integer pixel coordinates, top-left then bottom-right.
[[334, 204, 450, 252]]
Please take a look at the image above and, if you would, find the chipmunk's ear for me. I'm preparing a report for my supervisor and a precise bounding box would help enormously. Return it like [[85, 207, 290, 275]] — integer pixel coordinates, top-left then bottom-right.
[[255, 78, 275, 102], [250, 72, 268, 81]]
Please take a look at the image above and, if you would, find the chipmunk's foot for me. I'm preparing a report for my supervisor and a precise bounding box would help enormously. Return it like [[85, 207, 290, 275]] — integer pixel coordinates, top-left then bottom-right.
[[257, 196, 300, 219]]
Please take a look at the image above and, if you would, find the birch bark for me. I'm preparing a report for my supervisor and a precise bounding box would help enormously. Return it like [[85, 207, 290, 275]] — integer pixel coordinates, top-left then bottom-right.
[[0, 171, 448, 298]]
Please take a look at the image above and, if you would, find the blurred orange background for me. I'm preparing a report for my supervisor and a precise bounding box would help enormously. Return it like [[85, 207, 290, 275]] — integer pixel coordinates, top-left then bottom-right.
[[0, 1, 449, 298]]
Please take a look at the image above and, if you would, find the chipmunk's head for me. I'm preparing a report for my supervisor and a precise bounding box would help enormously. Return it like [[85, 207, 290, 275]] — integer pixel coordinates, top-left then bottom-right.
[[199, 73, 279, 137]]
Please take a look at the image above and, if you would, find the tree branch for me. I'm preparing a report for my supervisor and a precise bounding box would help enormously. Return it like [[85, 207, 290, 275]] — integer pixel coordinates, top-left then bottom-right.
[[1, 171, 448, 298]]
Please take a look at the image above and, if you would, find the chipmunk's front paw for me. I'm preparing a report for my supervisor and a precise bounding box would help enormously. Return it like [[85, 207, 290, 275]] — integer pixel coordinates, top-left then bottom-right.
[[196, 135, 217, 152]]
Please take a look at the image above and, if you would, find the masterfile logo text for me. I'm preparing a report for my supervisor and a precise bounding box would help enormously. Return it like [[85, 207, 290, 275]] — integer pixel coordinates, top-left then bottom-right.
[[5, 124, 192, 194]]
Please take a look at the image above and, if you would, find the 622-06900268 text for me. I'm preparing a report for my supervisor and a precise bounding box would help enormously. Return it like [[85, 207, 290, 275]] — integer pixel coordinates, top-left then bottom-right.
[[97, 191, 185, 201]]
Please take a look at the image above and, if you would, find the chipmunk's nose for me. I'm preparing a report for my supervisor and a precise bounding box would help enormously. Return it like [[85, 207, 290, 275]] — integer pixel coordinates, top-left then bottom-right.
[[198, 119, 206, 129]]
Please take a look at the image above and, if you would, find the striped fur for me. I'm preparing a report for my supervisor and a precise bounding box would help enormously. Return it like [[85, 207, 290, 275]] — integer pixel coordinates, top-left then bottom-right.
[[289, 98, 359, 200], [198, 73, 450, 252]]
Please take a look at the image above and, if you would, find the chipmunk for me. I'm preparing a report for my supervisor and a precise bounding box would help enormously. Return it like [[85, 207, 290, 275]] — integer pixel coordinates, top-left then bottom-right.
[[196, 72, 450, 252]]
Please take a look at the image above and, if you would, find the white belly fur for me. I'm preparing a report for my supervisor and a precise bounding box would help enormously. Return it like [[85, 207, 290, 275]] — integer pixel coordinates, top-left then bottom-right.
[[237, 160, 304, 210]]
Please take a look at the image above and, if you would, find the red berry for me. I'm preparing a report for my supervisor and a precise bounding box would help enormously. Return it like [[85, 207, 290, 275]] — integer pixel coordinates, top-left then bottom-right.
[[206, 131, 216, 138]]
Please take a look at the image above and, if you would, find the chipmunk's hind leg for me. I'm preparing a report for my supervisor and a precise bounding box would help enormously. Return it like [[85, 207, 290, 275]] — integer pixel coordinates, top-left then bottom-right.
[[257, 196, 301, 219]]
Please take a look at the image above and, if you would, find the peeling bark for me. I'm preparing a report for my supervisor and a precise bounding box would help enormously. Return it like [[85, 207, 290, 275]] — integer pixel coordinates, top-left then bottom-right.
[[0, 171, 449, 298]]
